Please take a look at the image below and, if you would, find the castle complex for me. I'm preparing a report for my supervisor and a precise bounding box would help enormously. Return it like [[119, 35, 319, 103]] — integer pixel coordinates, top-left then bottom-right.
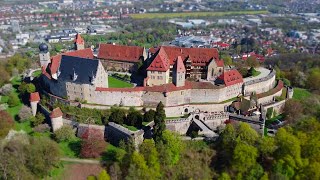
[[39, 34, 288, 117]]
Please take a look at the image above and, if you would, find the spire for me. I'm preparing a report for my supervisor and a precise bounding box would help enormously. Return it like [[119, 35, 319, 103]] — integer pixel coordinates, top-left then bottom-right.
[[74, 33, 84, 45]]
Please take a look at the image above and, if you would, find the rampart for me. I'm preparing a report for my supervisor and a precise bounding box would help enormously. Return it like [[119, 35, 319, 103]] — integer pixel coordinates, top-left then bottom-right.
[[244, 70, 276, 95]]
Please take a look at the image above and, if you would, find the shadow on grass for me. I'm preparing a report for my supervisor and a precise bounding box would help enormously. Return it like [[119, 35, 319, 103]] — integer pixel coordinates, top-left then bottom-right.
[[68, 140, 82, 157]]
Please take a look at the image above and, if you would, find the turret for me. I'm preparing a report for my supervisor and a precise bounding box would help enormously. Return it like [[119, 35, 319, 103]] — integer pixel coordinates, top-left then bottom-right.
[[74, 33, 84, 50], [50, 107, 63, 132], [173, 56, 186, 87], [286, 86, 294, 99], [29, 92, 40, 116], [39, 43, 50, 68]]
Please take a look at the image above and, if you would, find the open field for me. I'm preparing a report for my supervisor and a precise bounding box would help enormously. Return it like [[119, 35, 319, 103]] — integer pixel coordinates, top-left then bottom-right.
[[129, 10, 269, 19], [293, 88, 312, 100], [108, 76, 133, 88]]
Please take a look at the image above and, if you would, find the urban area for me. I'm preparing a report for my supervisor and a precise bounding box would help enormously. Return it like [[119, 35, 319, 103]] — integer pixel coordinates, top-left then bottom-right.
[[0, 0, 319, 180]]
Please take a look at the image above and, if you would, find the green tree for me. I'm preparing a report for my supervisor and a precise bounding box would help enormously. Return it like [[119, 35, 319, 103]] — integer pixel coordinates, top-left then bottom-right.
[[232, 143, 258, 173], [26, 136, 61, 177], [143, 109, 155, 122], [54, 125, 75, 142], [153, 102, 166, 143], [0, 64, 10, 87], [258, 137, 276, 159], [218, 172, 231, 180], [139, 139, 161, 178], [126, 151, 151, 180], [97, 170, 111, 180], [246, 56, 259, 68], [31, 113, 45, 127], [109, 108, 126, 125], [126, 110, 143, 128], [158, 130, 184, 166], [236, 122, 259, 145], [7, 92, 20, 107], [306, 68, 320, 92], [222, 54, 233, 66]]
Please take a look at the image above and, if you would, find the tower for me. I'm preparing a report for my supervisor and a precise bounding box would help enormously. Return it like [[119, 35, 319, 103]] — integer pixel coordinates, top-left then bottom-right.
[[50, 107, 64, 132], [29, 92, 40, 116], [74, 33, 84, 50], [173, 56, 186, 87], [39, 43, 50, 68]]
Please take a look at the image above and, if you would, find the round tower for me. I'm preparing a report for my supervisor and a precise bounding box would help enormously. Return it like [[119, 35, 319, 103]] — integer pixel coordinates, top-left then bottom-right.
[[29, 92, 40, 116], [50, 107, 63, 132], [286, 86, 294, 99], [39, 43, 50, 68]]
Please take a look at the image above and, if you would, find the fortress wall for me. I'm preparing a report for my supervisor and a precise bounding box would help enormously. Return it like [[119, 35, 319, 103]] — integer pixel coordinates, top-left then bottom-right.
[[262, 100, 286, 116], [164, 101, 232, 117], [190, 88, 225, 103], [244, 71, 276, 95], [166, 90, 191, 106], [93, 91, 144, 106], [165, 119, 192, 135], [257, 88, 283, 105], [204, 119, 227, 130], [142, 91, 167, 106]]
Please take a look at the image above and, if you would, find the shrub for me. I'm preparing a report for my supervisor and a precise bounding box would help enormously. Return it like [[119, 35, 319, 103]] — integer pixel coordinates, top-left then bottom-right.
[[33, 124, 50, 133], [7, 92, 20, 107], [54, 125, 75, 142], [0, 84, 13, 96], [18, 105, 33, 122], [31, 113, 45, 127], [80, 129, 107, 158], [0, 110, 14, 138]]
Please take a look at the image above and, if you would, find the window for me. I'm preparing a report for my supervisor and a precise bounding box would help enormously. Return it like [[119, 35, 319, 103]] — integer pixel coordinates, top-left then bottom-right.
[[158, 71, 162, 74]]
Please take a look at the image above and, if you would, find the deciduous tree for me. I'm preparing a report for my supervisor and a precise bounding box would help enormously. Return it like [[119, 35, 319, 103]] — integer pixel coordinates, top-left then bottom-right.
[[153, 102, 166, 143], [0, 110, 14, 138]]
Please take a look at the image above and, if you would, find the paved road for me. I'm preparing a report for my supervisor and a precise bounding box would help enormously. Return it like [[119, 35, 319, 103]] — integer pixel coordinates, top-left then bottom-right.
[[243, 67, 271, 83], [60, 157, 101, 164]]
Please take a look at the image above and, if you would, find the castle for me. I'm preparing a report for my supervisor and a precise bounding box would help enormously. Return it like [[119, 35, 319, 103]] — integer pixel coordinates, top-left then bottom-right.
[[39, 34, 285, 117]]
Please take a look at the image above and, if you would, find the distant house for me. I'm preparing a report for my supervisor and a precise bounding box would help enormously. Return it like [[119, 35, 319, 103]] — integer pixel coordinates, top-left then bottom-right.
[[97, 44, 147, 72]]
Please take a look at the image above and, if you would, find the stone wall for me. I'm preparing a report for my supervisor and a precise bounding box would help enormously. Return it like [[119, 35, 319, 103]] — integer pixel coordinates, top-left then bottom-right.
[[244, 70, 276, 95], [165, 118, 192, 135], [262, 100, 286, 116], [257, 88, 283, 105]]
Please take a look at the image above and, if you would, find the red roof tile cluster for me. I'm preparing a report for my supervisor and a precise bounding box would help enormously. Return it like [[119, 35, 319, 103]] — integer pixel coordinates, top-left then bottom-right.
[[148, 46, 223, 71], [98, 44, 144, 63], [242, 52, 265, 62], [147, 48, 170, 72], [96, 80, 221, 93], [217, 69, 243, 86], [74, 34, 84, 45], [29, 92, 40, 102], [48, 48, 94, 75], [50, 107, 63, 118]]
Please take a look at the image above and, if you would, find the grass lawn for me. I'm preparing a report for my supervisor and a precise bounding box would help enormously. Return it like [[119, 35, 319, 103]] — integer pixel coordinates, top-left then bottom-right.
[[32, 70, 42, 77], [293, 88, 312, 101], [58, 138, 82, 158], [123, 124, 139, 131], [252, 70, 261, 77], [108, 76, 133, 88], [129, 10, 268, 19], [15, 120, 33, 134], [6, 76, 23, 118]]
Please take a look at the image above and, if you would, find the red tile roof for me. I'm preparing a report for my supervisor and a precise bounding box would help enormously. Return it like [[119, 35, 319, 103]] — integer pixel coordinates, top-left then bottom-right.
[[48, 48, 94, 75], [74, 34, 84, 44], [50, 107, 63, 118], [148, 46, 223, 69], [147, 47, 170, 72], [29, 92, 40, 102], [98, 44, 144, 63], [175, 56, 185, 72], [217, 69, 243, 86]]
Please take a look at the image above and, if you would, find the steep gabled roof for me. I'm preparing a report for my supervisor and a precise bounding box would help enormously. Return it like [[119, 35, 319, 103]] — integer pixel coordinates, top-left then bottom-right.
[[50, 107, 63, 118], [217, 69, 243, 86], [29, 92, 40, 102], [147, 47, 170, 72], [98, 44, 144, 63], [149, 46, 223, 68], [49, 48, 94, 75], [57, 55, 99, 84], [175, 56, 185, 72], [74, 34, 84, 44]]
